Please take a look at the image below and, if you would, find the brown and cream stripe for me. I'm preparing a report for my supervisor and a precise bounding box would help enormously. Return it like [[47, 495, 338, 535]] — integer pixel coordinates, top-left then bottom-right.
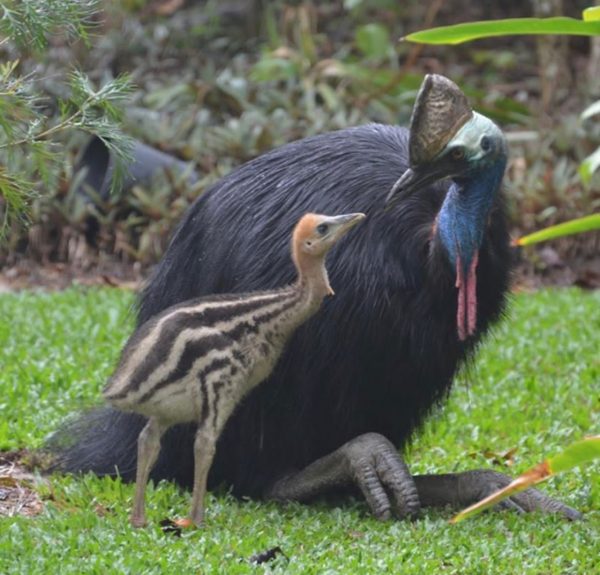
[[104, 287, 306, 424]]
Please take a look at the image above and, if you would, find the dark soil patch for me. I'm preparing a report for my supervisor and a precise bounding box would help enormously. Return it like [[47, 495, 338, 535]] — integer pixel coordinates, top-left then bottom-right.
[[0, 260, 144, 292], [0, 450, 50, 518]]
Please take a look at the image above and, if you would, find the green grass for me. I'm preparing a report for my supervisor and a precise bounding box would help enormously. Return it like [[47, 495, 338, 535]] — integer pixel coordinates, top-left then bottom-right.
[[0, 287, 598, 574]]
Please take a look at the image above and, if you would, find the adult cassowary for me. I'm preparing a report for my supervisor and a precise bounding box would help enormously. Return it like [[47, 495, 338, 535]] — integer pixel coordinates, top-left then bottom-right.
[[53, 75, 578, 520]]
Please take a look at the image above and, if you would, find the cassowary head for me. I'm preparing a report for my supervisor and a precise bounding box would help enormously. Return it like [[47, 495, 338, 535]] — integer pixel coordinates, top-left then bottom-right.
[[386, 75, 508, 341]]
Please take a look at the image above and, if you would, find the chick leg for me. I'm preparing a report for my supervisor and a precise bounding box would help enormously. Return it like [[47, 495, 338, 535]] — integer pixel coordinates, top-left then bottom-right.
[[131, 417, 167, 528], [189, 426, 217, 527]]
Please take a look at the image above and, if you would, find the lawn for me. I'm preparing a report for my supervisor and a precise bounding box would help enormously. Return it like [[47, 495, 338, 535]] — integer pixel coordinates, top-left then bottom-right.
[[0, 287, 598, 574]]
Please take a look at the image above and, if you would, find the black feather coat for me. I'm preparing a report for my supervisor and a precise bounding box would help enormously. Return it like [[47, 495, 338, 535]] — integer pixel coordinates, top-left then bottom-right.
[[55, 124, 511, 496]]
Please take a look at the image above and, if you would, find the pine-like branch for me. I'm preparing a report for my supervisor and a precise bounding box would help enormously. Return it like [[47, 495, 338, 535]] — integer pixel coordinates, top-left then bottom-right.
[[0, 1, 134, 234]]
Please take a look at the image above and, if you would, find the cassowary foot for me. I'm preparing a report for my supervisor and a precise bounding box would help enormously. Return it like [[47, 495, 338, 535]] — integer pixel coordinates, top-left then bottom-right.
[[343, 433, 420, 520], [414, 469, 581, 520], [266, 432, 420, 520]]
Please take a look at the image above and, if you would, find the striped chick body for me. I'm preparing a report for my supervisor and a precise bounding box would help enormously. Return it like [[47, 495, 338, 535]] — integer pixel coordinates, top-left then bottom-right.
[[103, 211, 366, 528], [104, 287, 309, 430]]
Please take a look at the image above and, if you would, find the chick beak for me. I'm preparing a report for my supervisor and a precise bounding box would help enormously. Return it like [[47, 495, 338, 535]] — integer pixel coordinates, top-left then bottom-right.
[[328, 212, 367, 232]]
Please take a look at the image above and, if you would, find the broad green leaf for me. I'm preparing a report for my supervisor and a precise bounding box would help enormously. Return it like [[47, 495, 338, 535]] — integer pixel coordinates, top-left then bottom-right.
[[404, 17, 600, 45], [451, 436, 600, 523], [581, 100, 600, 120], [355, 24, 390, 59], [516, 214, 600, 246], [583, 7, 600, 22], [579, 148, 600, 185], [549, 436, 600, 474]]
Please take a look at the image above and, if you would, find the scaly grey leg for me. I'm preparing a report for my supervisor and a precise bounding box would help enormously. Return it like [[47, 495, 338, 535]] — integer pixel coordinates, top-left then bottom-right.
[[131, 417, 167, 528], [413, 470, 582, 520], [265, 433, 581, 521], [265, 433, 420, 520], [189, 426, 217, 527]]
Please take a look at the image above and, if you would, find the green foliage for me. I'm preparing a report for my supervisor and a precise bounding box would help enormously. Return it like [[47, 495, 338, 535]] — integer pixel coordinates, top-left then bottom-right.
[[404, 17, 600, 45], [355, 23, 391, 60], [62, 71, 135, 191], [551, 436, 600, 474], [0, 2, 597, 268], [0, 0, 97, 50], [516, 214, 600, 246], [0, 0, 133, 234], [249, 3, 418, 126], [0, 288, 598, 573], [583, 6, 600, 22]]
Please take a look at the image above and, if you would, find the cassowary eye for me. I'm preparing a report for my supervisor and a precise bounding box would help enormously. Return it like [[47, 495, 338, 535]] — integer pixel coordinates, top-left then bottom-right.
[[316, 223, 329, 235], [480, 136, 491, 152], [451, 147, 465, 161]]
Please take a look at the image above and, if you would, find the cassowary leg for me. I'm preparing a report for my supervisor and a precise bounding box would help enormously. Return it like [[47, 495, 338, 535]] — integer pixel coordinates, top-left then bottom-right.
[[189, 427, 217, 527], [131, 417, 167, 528], [413, 470, 582, 520], [265, 432, 420, 520]]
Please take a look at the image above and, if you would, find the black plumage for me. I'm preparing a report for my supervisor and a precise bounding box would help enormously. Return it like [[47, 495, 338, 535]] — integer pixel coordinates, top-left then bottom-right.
[[53, 124, 511, 499]]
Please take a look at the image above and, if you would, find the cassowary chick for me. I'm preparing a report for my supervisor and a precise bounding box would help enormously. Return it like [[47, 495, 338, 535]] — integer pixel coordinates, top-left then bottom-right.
[[103, 212, 366, 527]]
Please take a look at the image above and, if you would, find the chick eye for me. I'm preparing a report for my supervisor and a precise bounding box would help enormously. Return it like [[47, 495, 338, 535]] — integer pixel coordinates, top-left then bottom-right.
[[451, 147, 465, 161], [480, 136, 491, 152], [316, 223, 329, 235]]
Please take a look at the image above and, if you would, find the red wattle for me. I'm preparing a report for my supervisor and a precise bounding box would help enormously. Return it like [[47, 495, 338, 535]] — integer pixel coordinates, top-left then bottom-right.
[[455, 254, 467, 341], [455, 250, 479, 341], [466, 251, 479, 337]]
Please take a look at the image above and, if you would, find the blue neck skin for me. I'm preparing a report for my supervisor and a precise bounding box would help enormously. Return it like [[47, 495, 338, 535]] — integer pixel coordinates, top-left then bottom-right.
[[437, 157, 507, 273]]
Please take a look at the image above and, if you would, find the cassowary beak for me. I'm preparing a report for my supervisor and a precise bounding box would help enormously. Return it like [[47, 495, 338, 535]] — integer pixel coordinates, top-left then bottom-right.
[[385, 165, 445, 207]]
